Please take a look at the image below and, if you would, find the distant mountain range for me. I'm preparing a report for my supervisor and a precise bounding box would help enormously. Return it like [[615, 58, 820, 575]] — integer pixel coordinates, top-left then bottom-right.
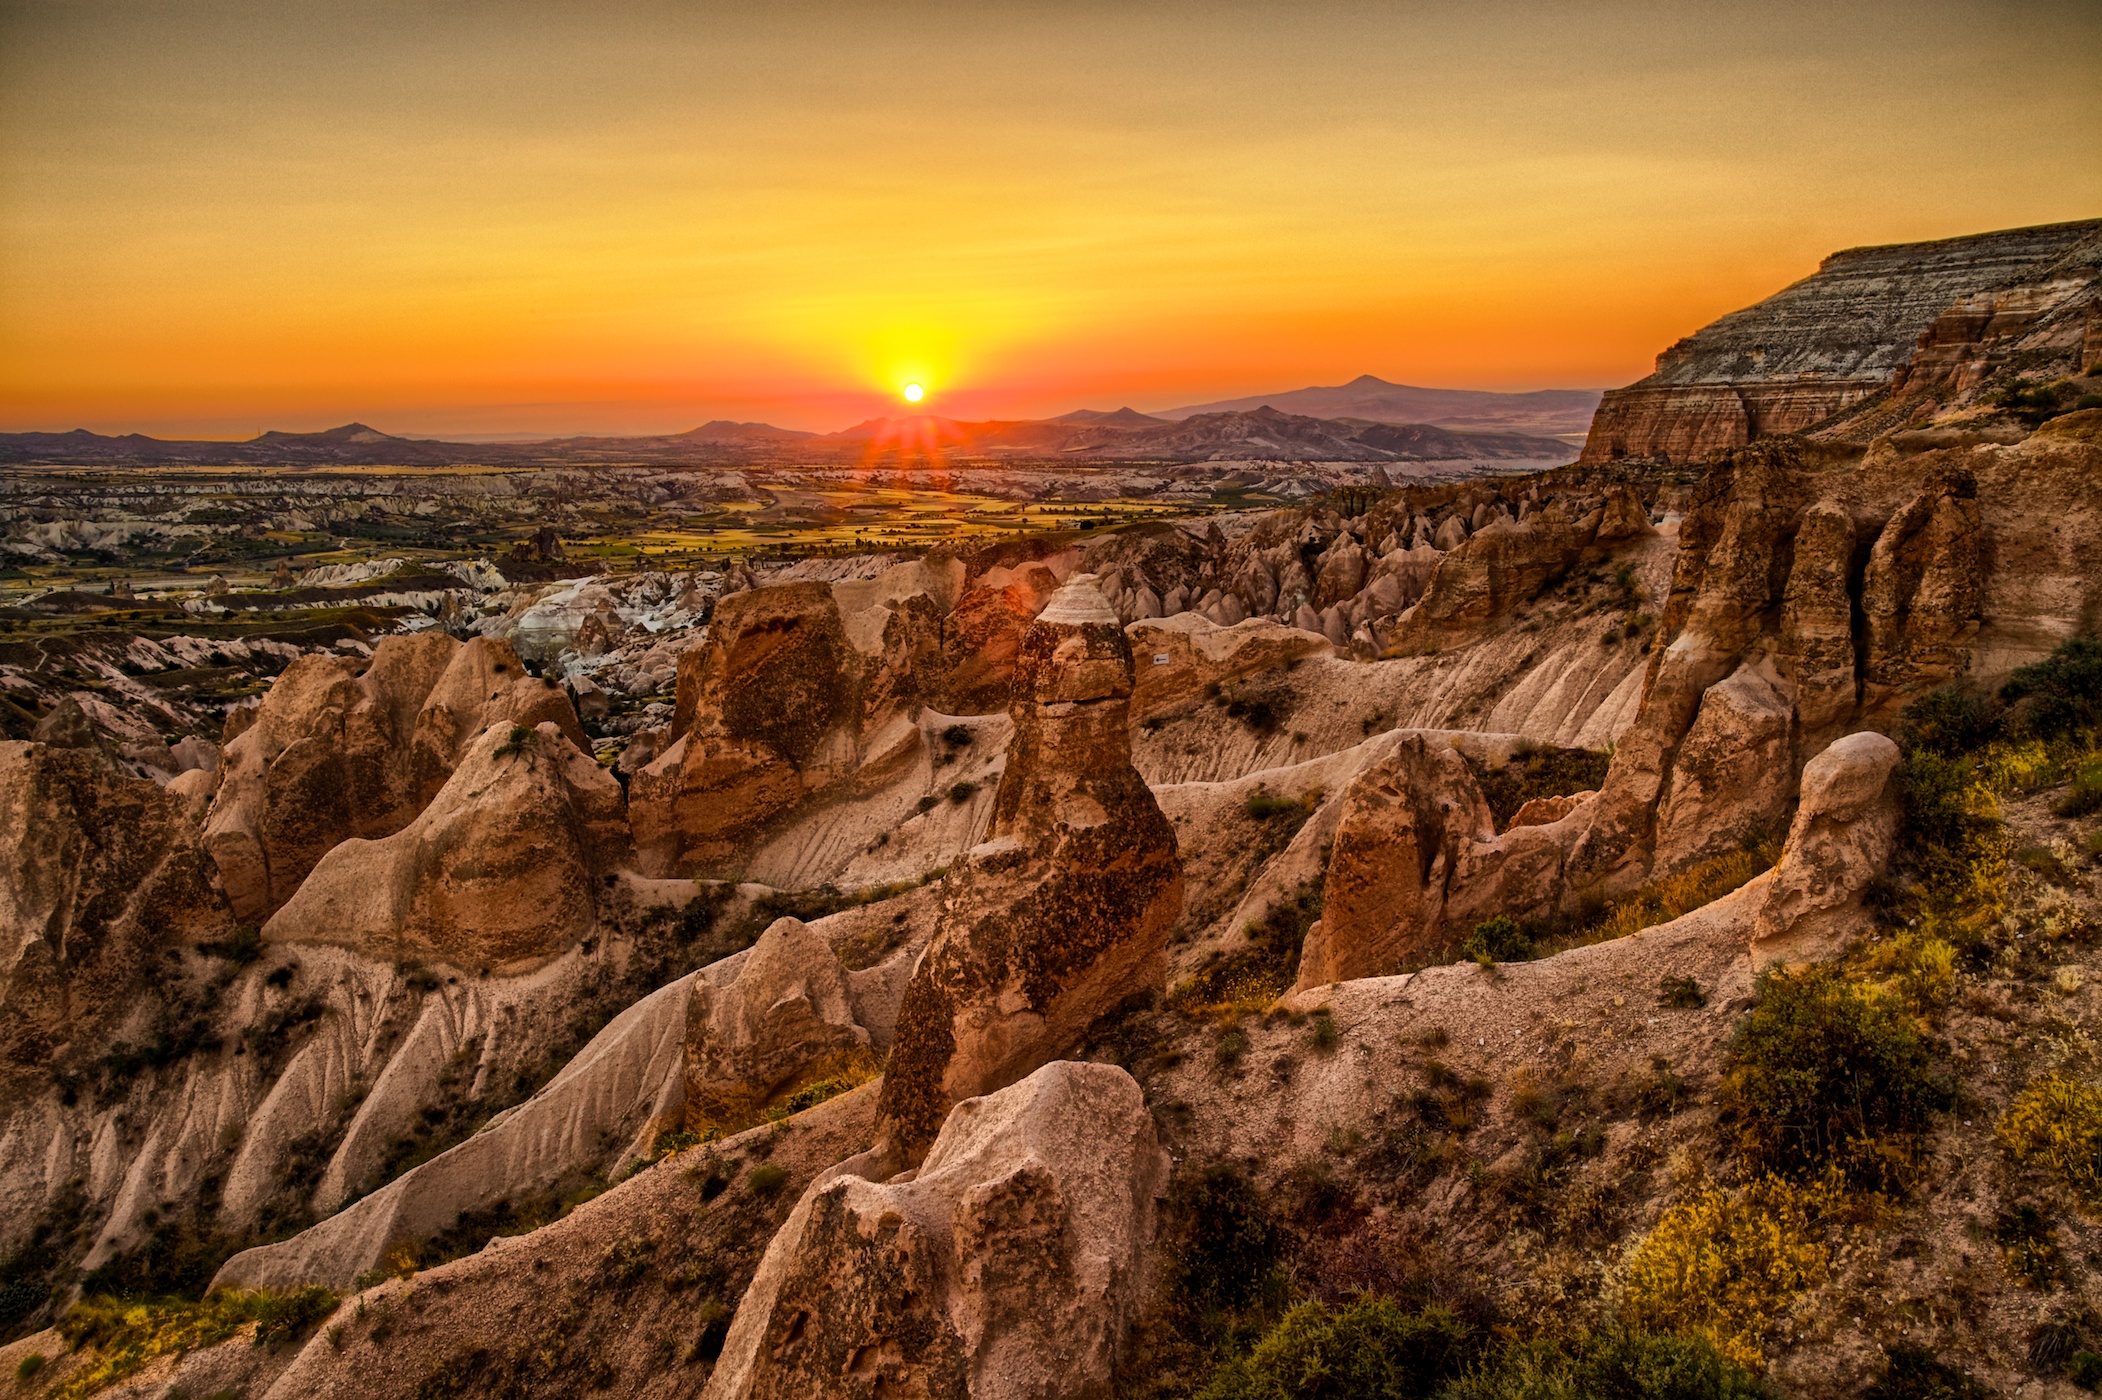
[[1158, 375, 1603, 440], [0, 388, 1590, 467]]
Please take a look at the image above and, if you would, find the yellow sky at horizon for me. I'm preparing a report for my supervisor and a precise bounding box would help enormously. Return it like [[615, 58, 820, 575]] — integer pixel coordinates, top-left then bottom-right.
[[2, 1, 2097, 438]]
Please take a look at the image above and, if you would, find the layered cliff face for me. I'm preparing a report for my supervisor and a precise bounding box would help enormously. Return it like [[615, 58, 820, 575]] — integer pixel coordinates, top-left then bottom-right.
[[1581, 219, 2102, 463]]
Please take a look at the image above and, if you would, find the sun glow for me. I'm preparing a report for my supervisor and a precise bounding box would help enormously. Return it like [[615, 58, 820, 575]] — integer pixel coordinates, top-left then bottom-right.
[[902, 382, 925, 404]]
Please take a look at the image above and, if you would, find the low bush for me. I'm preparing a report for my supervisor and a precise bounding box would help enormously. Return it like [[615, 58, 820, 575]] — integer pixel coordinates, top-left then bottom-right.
[[2000, 637, 2102, 742], [1197, 1297, 1477, 1400], [1720, 964, 1945, 1188], [1622, 1176, 1833, 1370], [1997, 1075, 2102, 1204], [1463, 916, 1532, 965], [1444, 1329, 1773, 1400], [1994, 1203, 2063, 1289], [1551, 840, 1778, 953], [1657, 975, 1707, 1010], [1171, 1163, 1282, 1315], [2059, 755, 2102, 820], [1860, 1344, 1994, 1400], [55, 1287, 337, 1400], [1172, 884, 1324, 1015]]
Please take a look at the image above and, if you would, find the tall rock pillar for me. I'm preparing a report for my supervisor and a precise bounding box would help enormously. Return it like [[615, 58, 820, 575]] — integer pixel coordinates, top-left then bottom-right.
[[876, 575, 1182, 1161]]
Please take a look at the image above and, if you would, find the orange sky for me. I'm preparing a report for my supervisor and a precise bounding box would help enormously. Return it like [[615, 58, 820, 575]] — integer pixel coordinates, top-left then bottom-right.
[[2, 1, 2097, 438]]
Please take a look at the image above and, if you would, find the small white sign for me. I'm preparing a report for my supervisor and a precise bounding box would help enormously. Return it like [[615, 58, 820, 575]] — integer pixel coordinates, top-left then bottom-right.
[[1152, 653, 1171, 666]]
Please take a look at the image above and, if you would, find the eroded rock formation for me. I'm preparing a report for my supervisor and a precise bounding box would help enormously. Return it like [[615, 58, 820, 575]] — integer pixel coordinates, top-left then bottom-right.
[[262, 720, 630, 970], [1296, 733, 1496, 984], [876, 575, 1182, 1160], [202, 634, 582, 921], [629, 555, 1050, 878], [1747, 730, 1902, 969], [684, 916, 872, 1133], [0, 739, 231, 1081], [708, 1060, 1168, 1400]]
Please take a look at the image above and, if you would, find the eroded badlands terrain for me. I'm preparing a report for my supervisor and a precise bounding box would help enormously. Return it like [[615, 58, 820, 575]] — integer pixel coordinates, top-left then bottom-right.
[[3, 228, 2102, 1400]]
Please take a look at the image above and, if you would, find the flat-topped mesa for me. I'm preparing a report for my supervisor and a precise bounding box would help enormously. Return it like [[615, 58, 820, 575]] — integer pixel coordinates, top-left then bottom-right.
[[875, 574, 1182, 1162], [1580, 219, 2102, 464]]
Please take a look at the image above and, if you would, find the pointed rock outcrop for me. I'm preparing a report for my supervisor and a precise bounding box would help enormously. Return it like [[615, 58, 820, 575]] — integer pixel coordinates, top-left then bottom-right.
[[708, 1061, 1167, 1400], [875, 575, 1181, 1160], [1294, 733, 1496, 985], [261, 720, 629, 970], [0, 740, 232, 1085], [684, 917, 873, 1134], [202, 634, 582, 921]]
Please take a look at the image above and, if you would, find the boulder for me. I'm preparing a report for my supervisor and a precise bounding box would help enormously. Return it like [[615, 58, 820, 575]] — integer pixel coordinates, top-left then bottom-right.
[[1507, 790, 1595, 829], [877, 576, 1182, 1160], [1749, 731, 1902, 968], [1294, 733, 1496, 987], [684, 917, 872, 1134], [262, 721, 629, 970], [707, 1060, 1168, 1400]]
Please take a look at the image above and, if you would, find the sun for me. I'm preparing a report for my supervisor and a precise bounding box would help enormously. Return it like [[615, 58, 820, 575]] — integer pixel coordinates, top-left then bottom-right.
[[902, 382, 924, 404]]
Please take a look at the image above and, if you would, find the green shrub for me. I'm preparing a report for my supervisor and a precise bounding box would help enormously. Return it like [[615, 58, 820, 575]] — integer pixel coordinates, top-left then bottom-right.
[[492, 724, 533, 758], [1897, 686, 2003, 759], [2058, 755, 2102, 819], [940, 723, 972, 746], [1197, 1297, 1476, 1400], [2000, 637, 2102, 741], [1719, 964, 1946, 1187], [947, 781, 976, 804], [1993, 1203, 2063, 1288], [1444, 1329, 1772, 1400], [1245, 792, 1306, 821], [746, 1163, 789, 1198], [1170, 1164, 1279, 1312], [1656, 975, 1706, 1010], [915, 794, 940, 814], [1463, 917, 1532, 965], [2070, 1350, 2102, 1389], [1860, 1345, 1994, 1400], [14, 1353, 44, 1382], [1173, 884, 1324, 1014], [54, 1288, 336, 1400]]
